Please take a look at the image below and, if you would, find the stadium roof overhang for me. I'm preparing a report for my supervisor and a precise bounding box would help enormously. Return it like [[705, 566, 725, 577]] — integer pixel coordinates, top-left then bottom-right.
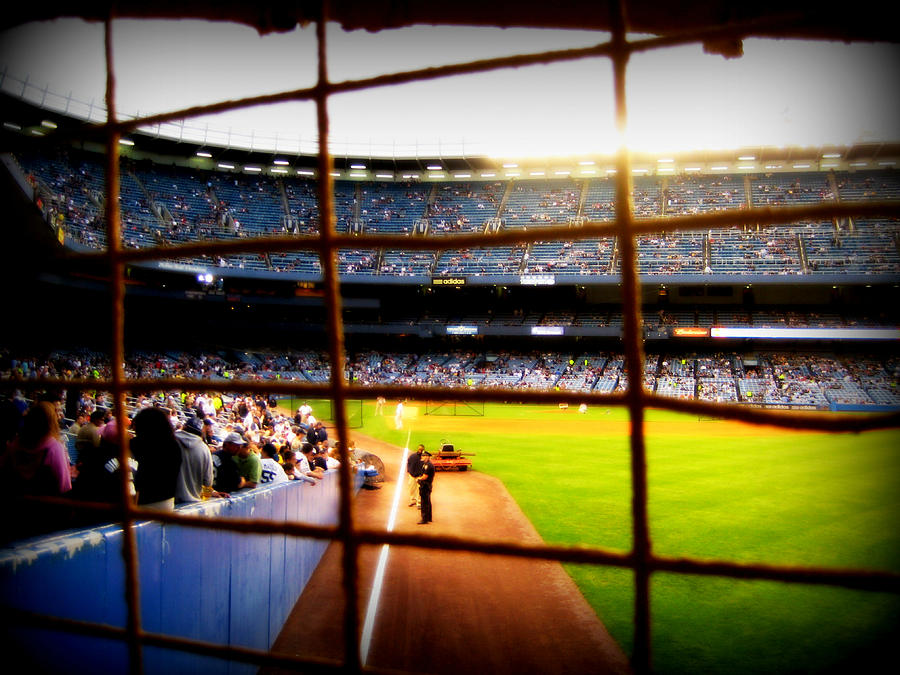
[[2, 3, 897, 172], [5, 86, 897, 178], [1, 1, 895, 43]]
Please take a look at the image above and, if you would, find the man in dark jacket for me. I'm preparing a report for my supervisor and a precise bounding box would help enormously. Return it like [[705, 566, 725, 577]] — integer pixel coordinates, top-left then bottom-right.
[[406, 443, 424, 507], [417, 450, 435, 525]]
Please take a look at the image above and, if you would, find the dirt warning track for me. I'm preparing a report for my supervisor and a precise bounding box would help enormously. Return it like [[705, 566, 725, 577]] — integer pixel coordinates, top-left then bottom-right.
[[264, 433, 631, 674]]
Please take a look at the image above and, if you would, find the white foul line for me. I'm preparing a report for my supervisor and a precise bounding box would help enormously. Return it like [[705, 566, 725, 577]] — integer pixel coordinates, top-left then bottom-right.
[[360, 428, 412, 665]]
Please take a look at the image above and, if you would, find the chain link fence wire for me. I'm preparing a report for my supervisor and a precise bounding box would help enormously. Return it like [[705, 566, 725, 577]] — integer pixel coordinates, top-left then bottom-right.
[[2, 2, 900, 674]]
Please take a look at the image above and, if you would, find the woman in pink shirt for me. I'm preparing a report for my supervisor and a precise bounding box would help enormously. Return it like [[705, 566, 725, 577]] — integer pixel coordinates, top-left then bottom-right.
[[1, 401, 73, 542]]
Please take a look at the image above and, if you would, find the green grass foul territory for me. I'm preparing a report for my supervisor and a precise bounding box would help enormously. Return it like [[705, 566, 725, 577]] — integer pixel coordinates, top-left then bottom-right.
[[357, 401, 900, 674]]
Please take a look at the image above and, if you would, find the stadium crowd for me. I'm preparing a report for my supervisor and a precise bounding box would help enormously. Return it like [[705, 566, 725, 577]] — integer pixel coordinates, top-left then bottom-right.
[[16, 151, 900, 279], [0, 378, 365, 544], [2, 346, 898, 408], [2, 344, 896, 542]]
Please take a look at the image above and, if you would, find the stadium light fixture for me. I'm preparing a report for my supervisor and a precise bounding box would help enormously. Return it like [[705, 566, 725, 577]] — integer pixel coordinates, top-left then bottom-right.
[[580, 169, 597, 175], [196, 151, 212, 158], [329, 172, 341, 177], [554, 171, 571, 176], [426, 164, 442, 170], [685, 167, 701, 172], [350, 163, 366, 169], [502, 163, 518, 168], [737, 165, 756, 170], [454, 173, 471, 178], [765, 164, 783, 169], [529, 171, 545, 176], [273, 159, 290, 165], [119, 138, 134, 146], [218, 163, 235, 170], [245, 166, 262, 173], [711, 165, 728, 170], [878, 160, 896, 166], [271, 168, 288, 174], [297, 169, 314, 176], [3, 122, 22, 131], [480, 172, 496, 178], [793, 163, 810, 169], [849, 162, 867, 167], [505, 172, 521, 177], [822, 153, 841, 159], [375, 173, 393, 179], [657, 158, 674, 163], [30, 129, 45, 136], [41, 120, 57, 129], [349, 172, 367, 178], [738, 155, 755, 161], [578, 160, 595, 166], [821, 163, 839, 168]]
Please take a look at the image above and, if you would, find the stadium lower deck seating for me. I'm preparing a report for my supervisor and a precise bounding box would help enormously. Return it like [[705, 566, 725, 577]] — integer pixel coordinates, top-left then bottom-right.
[[5, 348, 895, 409]]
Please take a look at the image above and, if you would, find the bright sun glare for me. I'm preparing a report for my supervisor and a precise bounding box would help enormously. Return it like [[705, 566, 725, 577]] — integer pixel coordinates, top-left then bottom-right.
[[0, 19, 898, 158]]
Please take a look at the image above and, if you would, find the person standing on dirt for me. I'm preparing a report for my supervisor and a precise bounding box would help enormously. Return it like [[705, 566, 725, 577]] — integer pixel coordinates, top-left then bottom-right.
[[406, 443, 424, 507], [417, 450, 435, 525]]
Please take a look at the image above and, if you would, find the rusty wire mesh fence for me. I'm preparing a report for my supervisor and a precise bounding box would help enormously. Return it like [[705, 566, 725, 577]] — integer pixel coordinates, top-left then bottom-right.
[[3, 2, 900, 674]]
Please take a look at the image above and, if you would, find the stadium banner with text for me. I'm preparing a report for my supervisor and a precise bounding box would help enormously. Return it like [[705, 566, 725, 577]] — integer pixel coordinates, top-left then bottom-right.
[[446, 325, 479, 335], [672, 327, 710, 338], [741, 402, 827, 411], [531, 326, 565, 336], [520, 274, 556, 286], [711, 327, 900, 340], [432, 277, 467, 286]]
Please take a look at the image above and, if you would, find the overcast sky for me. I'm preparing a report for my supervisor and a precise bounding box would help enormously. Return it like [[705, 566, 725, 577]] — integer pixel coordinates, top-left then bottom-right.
[[1, 18, 898, 158]]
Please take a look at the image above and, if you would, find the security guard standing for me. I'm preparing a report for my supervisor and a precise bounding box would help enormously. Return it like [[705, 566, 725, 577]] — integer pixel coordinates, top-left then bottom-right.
[[417, 450, 435, 524], [406, 443, 424, 507]]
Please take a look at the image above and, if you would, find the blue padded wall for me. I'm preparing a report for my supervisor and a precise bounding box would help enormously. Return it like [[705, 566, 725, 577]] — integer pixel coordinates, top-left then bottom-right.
[[0, 469, 361, 673]]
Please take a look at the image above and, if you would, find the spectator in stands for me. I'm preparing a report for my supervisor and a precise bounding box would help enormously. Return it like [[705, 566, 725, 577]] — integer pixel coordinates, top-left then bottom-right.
[[298, 442, 324, 481], [306, 420, 327, 448], [213, 432, 256, 492], [131, 406, 183, 511], [325, 442, 342, 470], [311, 443, 329, 472], [0, 401, 73, 541], [67, 411, 87, 436], [236, 439, 262, 489], [282, 449, 317, 484], [259, 442, 287, 485], [175, 415, 218, 504], [0, 398, 23, 446], [201, 417, 218, 448], [280, 449, 299, 480], [75, 409, 106, 466], [71, 416, 138, 513]]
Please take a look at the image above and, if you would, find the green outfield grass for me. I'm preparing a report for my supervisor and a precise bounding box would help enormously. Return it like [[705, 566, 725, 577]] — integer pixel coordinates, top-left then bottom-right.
[[356, 401, 900, 674]]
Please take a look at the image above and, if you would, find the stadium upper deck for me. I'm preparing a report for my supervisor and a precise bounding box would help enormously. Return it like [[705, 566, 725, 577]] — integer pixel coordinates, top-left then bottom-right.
[[9, 147, 900, 286]]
